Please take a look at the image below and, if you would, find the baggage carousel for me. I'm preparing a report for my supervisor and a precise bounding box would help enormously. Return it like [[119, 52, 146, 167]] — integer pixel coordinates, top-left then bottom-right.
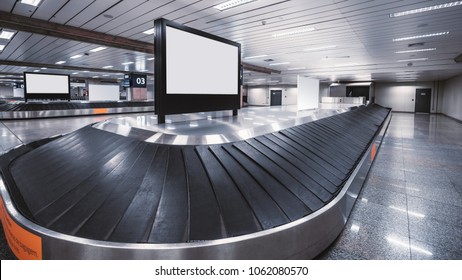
[[0, 104, 391, 259], [0, 101, 154, 120]]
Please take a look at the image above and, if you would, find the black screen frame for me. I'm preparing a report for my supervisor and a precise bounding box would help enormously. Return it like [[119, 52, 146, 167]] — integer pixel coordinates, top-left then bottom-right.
[[24, 72, 71, 102], [154, 18, 241, 122]]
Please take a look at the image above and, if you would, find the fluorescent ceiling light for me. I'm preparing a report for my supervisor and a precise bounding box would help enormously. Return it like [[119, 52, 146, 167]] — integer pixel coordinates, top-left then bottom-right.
[[395, 48, 436, 54], [102, 65, 113, 69], [330, 82, 340, 86], [122, 62, 134, 65], [92, 76, 99, 78], [269, 62, 290, 65], [244, 54, 268, 59], [287, 67, 306, 70], [273, 26, 315, 38], [55, 61, 66, 64], [0, 30, 15, 40], [0, 45, 5, 51], [40, 67, 47, 70], [392, 32, 449, 42], [70, 54, 82, 59], [146, 57, 155, 61], [103, 74, 110, 77], [89, 47, 107, 52], [397, 58, 428, 62], [214, 0, 257, 11], [335, 63, 361, 67], [33, 69, 40, 72], [83, 70, 90, 73], [20, 0, 41, 7], [72, 72, 79, 75], [390, 1, 462, 17], [143, 28, 155, 35], [303, 45, 336, 52]]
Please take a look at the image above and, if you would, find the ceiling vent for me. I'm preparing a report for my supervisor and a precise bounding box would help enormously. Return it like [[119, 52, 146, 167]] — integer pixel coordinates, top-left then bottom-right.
[[264, 58, 274, 62], [455, 53, 462, 63], [408, 42, 425, 47]]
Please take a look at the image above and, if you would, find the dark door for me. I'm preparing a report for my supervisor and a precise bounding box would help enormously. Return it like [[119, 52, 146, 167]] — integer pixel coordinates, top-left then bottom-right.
[[270, 90, 282, 106], [346, 86, 370, 101], [415, 88, 431, 113]]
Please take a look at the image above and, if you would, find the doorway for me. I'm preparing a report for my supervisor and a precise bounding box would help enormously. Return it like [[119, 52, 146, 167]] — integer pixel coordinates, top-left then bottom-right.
[[415, 88, 431, 113], [270, 90, 282, 106]]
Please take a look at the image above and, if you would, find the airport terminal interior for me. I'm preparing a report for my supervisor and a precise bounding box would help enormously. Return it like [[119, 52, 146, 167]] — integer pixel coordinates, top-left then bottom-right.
[[0, 0, 461, 260]]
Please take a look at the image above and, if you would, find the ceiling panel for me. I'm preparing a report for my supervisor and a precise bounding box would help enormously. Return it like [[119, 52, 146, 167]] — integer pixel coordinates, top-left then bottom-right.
[[0, 0, 461, 84]]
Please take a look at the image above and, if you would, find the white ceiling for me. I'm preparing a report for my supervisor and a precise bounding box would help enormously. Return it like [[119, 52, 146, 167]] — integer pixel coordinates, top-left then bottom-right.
[[0, 0, 461, 85]]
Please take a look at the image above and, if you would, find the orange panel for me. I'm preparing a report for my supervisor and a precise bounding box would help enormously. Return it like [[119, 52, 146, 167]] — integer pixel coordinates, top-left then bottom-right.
[[93, 108, 109, 114], [0, 198, 42, 260], [371, 143, 377, 161]]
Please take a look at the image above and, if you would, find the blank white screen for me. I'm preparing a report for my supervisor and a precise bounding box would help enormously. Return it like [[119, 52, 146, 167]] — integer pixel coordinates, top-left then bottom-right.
[[166, 26, 238, 95], [25, 73, 69, 94]]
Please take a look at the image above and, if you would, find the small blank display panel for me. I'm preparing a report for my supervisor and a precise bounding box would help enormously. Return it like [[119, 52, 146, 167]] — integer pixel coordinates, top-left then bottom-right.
[[25, 73, 70, 94], [166, 26, 239, 95]]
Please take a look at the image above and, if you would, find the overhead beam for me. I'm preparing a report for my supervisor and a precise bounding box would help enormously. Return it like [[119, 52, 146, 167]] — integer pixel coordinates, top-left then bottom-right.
[[242, 62, 281, 74], [0, 11, 279, 75], [0, 60, 153, 76], [0, 11, 154, 54]]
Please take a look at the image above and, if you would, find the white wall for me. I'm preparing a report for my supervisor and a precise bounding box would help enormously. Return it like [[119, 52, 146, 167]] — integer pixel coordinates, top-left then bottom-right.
[[297, 76, 319, 110], [375, 82, 435, 112], [441, 74, 462, 121], [247, 86, 269, 105], [88, 84, 120, 101], [247, 85, 300, 106]]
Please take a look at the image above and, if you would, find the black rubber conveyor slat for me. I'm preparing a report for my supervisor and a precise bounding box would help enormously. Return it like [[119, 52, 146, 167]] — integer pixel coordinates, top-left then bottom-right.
[[0, 104, 391, 244]]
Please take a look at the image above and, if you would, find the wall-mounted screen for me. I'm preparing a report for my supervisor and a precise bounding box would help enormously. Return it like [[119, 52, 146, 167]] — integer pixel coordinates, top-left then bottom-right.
[[155, 18, 241, 123], [24, 72, 70, 101]]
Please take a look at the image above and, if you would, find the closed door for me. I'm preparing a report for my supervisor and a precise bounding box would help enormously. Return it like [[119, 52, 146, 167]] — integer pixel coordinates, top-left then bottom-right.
[[270, 90, 282, 106], [415, 88, 431, 113]]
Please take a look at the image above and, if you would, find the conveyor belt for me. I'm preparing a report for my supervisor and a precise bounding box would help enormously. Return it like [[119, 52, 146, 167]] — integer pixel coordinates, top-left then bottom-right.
[[0, 104, 390, 247], [0, 101, 153, 111]]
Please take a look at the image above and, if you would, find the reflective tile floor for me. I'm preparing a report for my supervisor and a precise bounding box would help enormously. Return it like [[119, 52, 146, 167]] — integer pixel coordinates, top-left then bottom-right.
[[319, 113, 462, 260], [0, 111, 461, 259]]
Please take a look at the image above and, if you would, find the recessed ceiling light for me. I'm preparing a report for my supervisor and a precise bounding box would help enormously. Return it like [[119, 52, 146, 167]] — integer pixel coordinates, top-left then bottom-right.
[[55, 61, 66, 64], [269, 62, 290, 65], [122, 62, 134, 65], [143, 28, 155, 35], [72, 72, 79, 75], [397, 58, 428, 62], [273, 27, 316, 38], [243, 54, 268, 59], [20, 0, 41, 7], [33, 69, 40, 72], [83, 70, 90, 73], [287, 67, 306, 70], [103, 74, 110, 77], [214, 0, 257, 11], [390, 1, 462, 17], [395, 48, 436, 54], [89, 47, 107, 52], [40, 67, 47, 70], [102, 65, 113, 69], [0, 30, 15, 40], [0, 45, 5, 51], [92, 76, 99, 78], [146, 57, 155, 61], [303, 45, 337, 52], [70, 54, 83, 59], [392, 32, 449, 42]]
